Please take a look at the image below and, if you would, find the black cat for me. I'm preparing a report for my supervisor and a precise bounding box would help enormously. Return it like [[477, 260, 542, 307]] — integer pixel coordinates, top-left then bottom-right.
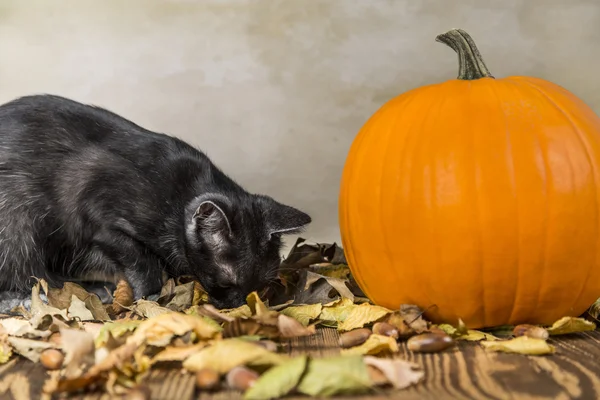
[[0, 94, 311, 309]]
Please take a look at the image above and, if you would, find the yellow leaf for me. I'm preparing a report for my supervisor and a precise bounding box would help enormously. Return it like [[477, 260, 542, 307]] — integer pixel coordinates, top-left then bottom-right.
[[0, 336, 12, 364], [546, 317, 596, 335], [218, 305, 253, 319], [480, 336, 555, 355], [338, 303, 392, 332], [279, 304, 322, 326], [340, 334, 399, 356], [182, 338, 287, 374], [132, 312, 221, 347]]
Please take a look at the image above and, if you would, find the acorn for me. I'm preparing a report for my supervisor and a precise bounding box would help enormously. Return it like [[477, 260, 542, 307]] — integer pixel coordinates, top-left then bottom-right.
[[513, 324, 549, 340], [40, 349, 64, 370], [338, 328, 372, 348], [195, 368, 220, 391], [372, 322, 399, 339], [407, 332, 454, 353], [226, 366, 259, 391]]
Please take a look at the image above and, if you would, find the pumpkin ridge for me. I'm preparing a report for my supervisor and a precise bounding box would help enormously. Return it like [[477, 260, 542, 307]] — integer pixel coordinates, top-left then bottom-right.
[[377, 89, 408, 307], [495, 81, 523, 326], [342, 95, 411, 302], [405, 89, 442, 312], [467, 83, 488, 328], [341, 106, 384, 301], [407, 84, 452, 315], [520, 79, 600, 316]]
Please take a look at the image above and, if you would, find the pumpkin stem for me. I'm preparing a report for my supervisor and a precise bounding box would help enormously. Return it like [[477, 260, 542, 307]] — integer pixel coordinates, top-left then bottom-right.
[[435, 29, 494, 80]]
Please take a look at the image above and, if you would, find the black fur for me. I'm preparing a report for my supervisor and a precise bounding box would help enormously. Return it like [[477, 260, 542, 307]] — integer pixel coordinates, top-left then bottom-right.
[[0, 94, 311, 309]]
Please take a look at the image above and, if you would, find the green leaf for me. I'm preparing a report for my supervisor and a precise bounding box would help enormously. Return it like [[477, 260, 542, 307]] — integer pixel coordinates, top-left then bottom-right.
[[244, 355, 308, 400], [318, 298, 356, 325], [296, 355, 372, 397]]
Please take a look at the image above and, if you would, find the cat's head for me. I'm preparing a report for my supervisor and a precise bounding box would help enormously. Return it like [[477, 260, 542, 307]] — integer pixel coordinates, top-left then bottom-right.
[[184, 192, 311, 309]]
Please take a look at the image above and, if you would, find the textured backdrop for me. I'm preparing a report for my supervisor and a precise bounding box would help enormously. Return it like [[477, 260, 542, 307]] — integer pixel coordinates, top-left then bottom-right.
[[0, 0, 599, 252]]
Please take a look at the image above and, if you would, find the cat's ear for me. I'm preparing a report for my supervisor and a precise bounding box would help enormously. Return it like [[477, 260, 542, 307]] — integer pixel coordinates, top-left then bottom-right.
[[262, 198, 311, 236], [193, 200, 232, 236]]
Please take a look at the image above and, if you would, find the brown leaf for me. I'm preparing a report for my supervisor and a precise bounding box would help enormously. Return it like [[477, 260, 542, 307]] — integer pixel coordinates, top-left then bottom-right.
[[277, 314, 316, 338], [164, 281, 194, 311], [112, 280, 134, 314], [223, 318, 280, 340]]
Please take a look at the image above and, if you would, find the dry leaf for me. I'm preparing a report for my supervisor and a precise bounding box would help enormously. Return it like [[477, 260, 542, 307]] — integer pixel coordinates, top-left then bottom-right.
[[0, 317, 50, 339], [131, 312, 221, 347], [0, 334, 12, 364], [192, 281, 209, 306], [95, 320, 142, 347], [223, 318, 280, 340], [112, 280, 134, 314], [340, 334, 398, 356], [47, 282, 109, 321], [437, 320, 498, 341], [151, 343, 206, 364], [546, 317, 596, 335], [338, 303, 392, 332], [481, 336, 555, 355], [6, 337, 54, 362], [30, 280, 68, 322], [133, 300, 172, 319], [305, 271, 354, 302], [218, 305, 253, 319], [165, 281, 194, 311], [296, 355, 372, 397], [68, 295, 95, 321], [190, 304, 235, 323], [246, 291, 278, 321], [243, 355, 308, 400], [182, 338, 287, 374], [279, 304, 322, 326], [319, 298, 357, 326], [277, 314, 316, 338], [363, 356, 424, 389], [60, 328, 96, 378]]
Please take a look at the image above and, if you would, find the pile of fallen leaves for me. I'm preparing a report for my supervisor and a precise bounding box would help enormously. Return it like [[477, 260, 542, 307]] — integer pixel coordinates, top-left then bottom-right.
[[0, 238, 598, 399]]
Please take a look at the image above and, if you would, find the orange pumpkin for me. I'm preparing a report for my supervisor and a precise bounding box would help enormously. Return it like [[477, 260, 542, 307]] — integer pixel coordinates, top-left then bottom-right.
[[338, 29, 600, 328]]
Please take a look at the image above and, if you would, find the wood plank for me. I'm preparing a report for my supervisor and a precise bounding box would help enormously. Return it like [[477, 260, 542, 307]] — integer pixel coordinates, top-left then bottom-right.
[[2, 329, 600, 400]]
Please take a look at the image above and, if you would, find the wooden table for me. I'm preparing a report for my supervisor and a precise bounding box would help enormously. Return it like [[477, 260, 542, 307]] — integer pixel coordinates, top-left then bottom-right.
[[1, 328, 599, 400]]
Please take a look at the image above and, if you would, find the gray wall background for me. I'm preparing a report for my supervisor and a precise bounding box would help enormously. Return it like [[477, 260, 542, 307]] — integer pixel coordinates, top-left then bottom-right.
[[0, 0, 599, 253]]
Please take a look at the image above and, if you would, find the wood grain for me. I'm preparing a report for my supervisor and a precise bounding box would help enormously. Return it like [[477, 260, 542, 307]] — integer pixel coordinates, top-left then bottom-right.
[[1, 329, 599, 400]]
